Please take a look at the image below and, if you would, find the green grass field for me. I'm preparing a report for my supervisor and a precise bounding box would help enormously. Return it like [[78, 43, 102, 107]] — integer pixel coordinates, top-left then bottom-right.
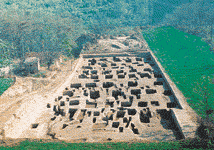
[[142, 26, 214, 119], [1, 139, 212, 149], [0, 78, 14, 95]]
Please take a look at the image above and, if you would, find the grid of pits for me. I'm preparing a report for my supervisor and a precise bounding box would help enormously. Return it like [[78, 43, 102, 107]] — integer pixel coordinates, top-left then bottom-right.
[[46, 56, 180, 135]]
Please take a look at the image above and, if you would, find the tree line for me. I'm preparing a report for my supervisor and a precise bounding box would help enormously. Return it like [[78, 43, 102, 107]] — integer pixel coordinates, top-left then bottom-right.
[[1, 0, 214, 69], [0, 9, 87, 68], [0, 0, 153, 69], [163, 0, 214, 47]]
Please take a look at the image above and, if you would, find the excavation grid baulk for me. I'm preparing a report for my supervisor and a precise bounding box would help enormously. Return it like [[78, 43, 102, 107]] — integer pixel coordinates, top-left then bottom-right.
[[45, 52, 198, 142]]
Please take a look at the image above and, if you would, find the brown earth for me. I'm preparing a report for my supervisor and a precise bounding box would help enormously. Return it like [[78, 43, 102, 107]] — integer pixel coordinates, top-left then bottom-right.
[[0, 56, 78, 141]]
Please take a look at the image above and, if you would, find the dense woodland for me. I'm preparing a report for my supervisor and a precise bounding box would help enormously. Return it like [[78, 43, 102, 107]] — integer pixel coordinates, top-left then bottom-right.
[[0, 0, 213, 68]]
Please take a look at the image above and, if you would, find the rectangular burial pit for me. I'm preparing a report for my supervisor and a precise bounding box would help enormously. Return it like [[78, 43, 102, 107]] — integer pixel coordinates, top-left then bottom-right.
[[151, 101, 160, 106], [131, 89, 141, 95], [103, 82, 114, 88], [90, 91, 100, 99], [63, 90, 73, 97], [118, 75, 125, 79], [138, 101, 148, 107], [94, 111, 100, 116], [123, 117, 128, 123], [146, 89, 157, 94], [94, 79, 100, 82], [103, 70, 112, 75], [139, 73, 151, 79], [116, 111, 126, 118], [140, 110, 151, 123], [82, 66, 93, 69], [112, 122, 120, 128], [69, 100, 80, 106], [121, 102, 132, 107], [82, 66, 93, 70], [91, 75, 99, 79], [128, 109, 137, 115], [105, 75, 113, 79], [86, 83, 97, 88], [91, 70, 97, 75], [70, 83, 82, 89], [86, 100, 97, 108], [128, 81, 138, 87]]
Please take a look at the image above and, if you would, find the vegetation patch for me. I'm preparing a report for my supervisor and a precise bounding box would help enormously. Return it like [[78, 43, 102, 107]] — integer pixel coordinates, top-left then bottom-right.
[[1, 139, 213, 149], [0, 78, 14, 95], [142, 26, 214, 119]]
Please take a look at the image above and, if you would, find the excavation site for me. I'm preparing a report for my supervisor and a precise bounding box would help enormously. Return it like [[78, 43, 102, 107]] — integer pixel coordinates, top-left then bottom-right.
[[0, 35, 199, 143]]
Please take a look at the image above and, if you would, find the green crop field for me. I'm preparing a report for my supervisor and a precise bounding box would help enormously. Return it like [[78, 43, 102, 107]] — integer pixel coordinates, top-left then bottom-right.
[[0, 78, 14, 95], [142, 26, 214, 119]]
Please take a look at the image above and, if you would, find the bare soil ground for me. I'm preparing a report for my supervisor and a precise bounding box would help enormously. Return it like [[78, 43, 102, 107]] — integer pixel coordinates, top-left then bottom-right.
[[0, 56, 78, 142]]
